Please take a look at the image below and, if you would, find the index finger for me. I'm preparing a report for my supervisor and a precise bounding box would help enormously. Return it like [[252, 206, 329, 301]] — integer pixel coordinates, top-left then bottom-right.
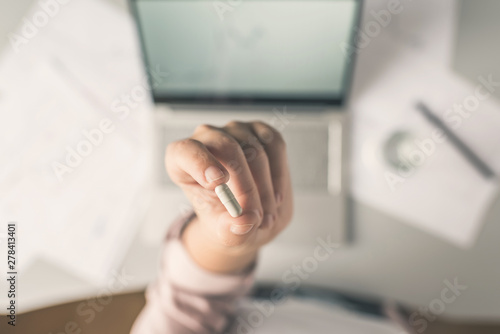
[[191, 125, 264, 223], [165, 138, 230, 189]]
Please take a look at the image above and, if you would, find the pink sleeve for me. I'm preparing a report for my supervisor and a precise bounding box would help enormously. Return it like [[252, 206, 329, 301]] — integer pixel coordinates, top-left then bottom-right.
[[130, 213, 256, 334]]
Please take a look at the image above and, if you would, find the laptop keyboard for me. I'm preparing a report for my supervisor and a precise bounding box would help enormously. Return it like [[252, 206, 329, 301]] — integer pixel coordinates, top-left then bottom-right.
[[158, 121, 336, 193]]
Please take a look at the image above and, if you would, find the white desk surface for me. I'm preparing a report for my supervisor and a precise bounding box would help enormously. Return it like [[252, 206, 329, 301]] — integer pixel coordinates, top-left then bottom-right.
[[1, 0, 500, 321]]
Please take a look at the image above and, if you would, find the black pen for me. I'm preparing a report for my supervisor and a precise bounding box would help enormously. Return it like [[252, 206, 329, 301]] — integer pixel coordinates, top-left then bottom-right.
[[416, 102, 496, 179]]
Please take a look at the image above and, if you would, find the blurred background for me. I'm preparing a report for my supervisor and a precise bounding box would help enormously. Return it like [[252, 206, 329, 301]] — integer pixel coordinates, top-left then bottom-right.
[[1, 0, 500, 333]]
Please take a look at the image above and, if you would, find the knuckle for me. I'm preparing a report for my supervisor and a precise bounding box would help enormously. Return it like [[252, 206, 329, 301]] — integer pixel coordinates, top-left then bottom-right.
[[165, 141, 180, 177], [243, 143, 266, 162], [253, 144, 267, 159], [273, 132, 286, 149], [263, 127, 285, 150], [225, 120, 245, 129], [254, 121, 278, 134], [217, 133, 241, 151], [165, 142, 174, 157], [253, 120, 272, 129], [167, 138, 200, 157], [235, 183, 259, 200], [227, 159, 243, 175], [194, 124, 215, 134], [177, 138, 200, 150], [165, 141, 178, 159], [253, 121, 285, 146]]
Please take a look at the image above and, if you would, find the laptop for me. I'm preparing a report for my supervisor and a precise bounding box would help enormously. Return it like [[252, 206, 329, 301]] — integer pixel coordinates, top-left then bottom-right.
[[129, 0, 362, 249]]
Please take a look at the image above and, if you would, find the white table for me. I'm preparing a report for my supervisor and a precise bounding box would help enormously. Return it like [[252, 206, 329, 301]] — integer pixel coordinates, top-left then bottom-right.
[[1, 0, 500, 322]]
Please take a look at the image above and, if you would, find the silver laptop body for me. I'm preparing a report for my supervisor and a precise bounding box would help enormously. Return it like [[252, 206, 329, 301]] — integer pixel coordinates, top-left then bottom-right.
[[130, 0, 362, 255]]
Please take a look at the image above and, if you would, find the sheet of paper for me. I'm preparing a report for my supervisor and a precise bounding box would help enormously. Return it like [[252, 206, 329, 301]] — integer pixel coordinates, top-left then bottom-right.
[[241, 298, 405, 334], [383, 0, 457, 66], [0, 0, 154, 283], [350, 41, 499, 248]]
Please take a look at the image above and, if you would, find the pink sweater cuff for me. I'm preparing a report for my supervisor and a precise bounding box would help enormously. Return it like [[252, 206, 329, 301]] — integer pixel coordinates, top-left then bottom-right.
[[131, 212, 256, 334], [166, 240, 256, 295]]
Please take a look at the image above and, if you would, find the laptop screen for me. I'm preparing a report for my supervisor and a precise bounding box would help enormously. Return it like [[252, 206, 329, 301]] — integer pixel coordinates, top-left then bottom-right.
[[131, 0, 361, 105]]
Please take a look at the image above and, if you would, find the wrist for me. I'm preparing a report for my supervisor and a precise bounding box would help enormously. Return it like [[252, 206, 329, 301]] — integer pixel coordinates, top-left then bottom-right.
[[181, 216, 258, 274]]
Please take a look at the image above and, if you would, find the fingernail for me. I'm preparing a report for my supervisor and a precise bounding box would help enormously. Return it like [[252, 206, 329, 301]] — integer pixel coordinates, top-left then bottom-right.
[[275, 193, 283, 205], [230, 224, 255, 235], [205, 166, 225, 183]]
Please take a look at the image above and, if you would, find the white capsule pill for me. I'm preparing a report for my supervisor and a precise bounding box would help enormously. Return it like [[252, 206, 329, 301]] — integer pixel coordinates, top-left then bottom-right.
[[215, 184, 242, 218]]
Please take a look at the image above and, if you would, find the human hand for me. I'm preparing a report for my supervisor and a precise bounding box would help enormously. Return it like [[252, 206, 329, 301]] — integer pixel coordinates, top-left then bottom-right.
[[166, 121, 293, 273]]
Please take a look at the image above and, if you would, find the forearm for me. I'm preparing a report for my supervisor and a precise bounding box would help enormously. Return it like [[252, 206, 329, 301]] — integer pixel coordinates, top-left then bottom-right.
[[130, 215, 256, 334], [132, 121, 292, 333]]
